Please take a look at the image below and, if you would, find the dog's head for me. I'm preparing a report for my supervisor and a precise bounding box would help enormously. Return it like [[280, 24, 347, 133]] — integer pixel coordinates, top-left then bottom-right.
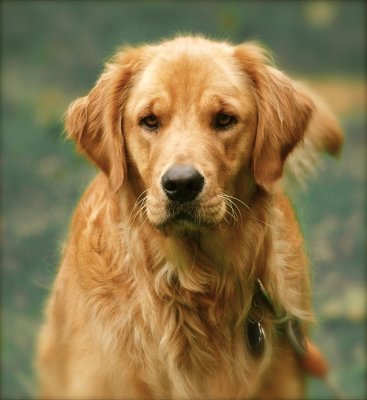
[[66, 36, 314, 233]]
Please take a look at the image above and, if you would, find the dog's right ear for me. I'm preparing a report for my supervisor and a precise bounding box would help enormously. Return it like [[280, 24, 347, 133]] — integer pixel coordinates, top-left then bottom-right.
[[65, 47, 143, 192], [234, 43, 314, 189]]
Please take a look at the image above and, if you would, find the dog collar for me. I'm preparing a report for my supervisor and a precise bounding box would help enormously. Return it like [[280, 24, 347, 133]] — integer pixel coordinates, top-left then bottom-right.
[[247, 279, 329, 379], [247, 279, 307, 358]]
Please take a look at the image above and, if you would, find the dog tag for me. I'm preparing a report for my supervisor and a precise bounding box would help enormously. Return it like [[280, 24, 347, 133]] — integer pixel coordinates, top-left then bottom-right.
[[247, 320, 265, 358]]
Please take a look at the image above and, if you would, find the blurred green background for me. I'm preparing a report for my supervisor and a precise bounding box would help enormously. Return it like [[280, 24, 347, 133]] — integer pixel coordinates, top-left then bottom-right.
[[1, 1, 365, 399]]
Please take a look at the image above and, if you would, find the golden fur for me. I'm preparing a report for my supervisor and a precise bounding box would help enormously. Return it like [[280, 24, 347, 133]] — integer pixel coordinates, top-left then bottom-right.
[[37, 36, 343, 399]]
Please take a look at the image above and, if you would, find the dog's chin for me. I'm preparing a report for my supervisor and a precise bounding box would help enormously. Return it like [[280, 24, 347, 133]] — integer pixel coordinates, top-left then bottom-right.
[[156, 214, 214, 236], [149, 210, 220, 236]]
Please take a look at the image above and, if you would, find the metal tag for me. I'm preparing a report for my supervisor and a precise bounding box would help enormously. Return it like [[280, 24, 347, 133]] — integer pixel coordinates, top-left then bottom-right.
[[247, 320, 265, 358], [252, 279, 308, 360]]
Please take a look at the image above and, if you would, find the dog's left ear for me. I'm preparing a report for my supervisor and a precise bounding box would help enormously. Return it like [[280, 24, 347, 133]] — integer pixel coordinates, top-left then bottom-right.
[[234, 44, 314, 188]]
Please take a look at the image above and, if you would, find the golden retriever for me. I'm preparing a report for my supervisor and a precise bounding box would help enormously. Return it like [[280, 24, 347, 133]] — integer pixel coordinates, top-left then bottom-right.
[[37, 36, 343, 399]]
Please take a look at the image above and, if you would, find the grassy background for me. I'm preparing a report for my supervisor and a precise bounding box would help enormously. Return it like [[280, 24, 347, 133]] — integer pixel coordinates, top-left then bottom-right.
[[1, 1, 366, 398]]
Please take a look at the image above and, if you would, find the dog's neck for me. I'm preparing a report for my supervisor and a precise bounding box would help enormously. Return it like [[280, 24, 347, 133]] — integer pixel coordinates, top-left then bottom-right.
[[121, 183, 272, 317]]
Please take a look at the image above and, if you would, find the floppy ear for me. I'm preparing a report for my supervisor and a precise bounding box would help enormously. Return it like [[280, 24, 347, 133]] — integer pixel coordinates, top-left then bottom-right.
[[234, 43, 314, 188], [65, 48, 141, 192]]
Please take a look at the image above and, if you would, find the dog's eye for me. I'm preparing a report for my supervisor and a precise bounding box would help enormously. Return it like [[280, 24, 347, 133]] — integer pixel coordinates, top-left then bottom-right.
[[140, 114, 159, 130], [214, 113, 237, 130]]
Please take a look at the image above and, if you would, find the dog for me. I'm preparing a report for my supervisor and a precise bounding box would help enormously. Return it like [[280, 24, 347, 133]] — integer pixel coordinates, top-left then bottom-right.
[[37, 36, 343, 399]]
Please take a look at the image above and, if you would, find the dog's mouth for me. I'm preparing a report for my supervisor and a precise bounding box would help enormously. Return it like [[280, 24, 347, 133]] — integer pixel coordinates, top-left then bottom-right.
[[158, 202, 213, 231], [148, 197, 227, 235]]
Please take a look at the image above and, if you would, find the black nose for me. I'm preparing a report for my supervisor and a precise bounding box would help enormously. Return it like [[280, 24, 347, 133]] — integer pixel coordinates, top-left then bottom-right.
[[161, 165, 204, 203]]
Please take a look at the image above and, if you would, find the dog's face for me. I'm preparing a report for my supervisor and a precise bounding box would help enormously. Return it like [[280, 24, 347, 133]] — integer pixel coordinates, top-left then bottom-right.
[[65, 37, 314, 233], [124, 39, 258, 231]]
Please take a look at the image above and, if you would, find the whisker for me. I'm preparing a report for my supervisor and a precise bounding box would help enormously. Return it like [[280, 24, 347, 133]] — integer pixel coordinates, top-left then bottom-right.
[[225, 197, 242, 220], [222, 212, 231, 226], [223, 200, 239, 227], [221, 193, 252, 212], [128, 190, 149, 224], [129, 200, 146, 225], [221, 191, 275, 229], [227, 197, 242, 226], [217, 193, 240, 227], [139, 202, 150, 231]]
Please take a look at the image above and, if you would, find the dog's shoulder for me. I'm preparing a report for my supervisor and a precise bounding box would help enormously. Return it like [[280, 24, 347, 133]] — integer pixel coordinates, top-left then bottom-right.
[[61, 173, 125, 283]]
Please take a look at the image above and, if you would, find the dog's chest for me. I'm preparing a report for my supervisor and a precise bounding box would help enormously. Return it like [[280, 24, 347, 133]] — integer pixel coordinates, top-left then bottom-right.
[[121, 285, 271, 398]]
